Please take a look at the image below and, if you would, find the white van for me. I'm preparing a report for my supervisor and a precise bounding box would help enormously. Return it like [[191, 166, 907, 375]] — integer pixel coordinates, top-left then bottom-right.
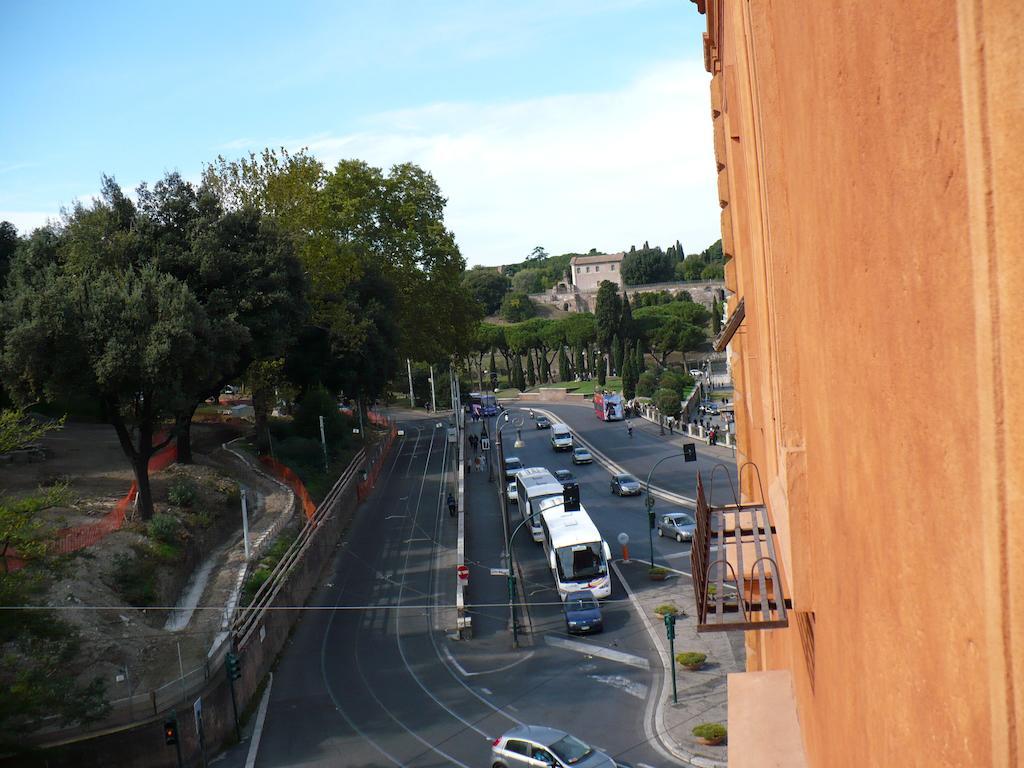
[[550, 424, 573, 451]]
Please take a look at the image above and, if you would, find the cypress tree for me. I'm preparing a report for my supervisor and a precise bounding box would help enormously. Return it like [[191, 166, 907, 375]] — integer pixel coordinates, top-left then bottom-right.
[[574, 346, 584, 378], [622, 353, 637, 399], [620, 293, 634, 346], [597, 350, 607, 385], [612, 334, 623, 377], [558, 347, 569, 382]]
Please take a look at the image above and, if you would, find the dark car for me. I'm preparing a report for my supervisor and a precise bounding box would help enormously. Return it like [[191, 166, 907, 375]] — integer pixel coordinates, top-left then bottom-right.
[[610, 473, 642, 496], [553, 469, 576, 488], [535, 415, 552, 429], [491, 725, 615, 768], [563, 589, 603, 634]]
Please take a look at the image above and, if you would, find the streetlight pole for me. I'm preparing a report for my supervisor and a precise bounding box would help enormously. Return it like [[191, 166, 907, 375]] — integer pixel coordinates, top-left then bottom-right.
[[494, 411, 528, 644], [644, 452, 687, 568], [507, 511, 541, 648]]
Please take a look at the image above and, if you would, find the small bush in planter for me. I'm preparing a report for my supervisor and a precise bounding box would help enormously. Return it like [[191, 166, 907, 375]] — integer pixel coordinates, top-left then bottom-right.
[[676, 651, 707, 669], [692, 723, 727, 744], [168, 478, 198, 508], [653, 603, 679, 617], [147, 513, 182, 545], [649, 566, 670, 580]]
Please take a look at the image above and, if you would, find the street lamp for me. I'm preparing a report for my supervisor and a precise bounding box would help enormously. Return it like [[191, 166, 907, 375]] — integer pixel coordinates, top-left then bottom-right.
[[644, 451, 688, 568]]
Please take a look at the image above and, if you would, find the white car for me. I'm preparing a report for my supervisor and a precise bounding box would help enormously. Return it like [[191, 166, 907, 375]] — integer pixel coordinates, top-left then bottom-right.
[[507, 481, 518, 503], [688, 368, 703, 377]]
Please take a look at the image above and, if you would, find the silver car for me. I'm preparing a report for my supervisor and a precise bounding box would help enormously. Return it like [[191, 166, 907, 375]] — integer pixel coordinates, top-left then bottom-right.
[[609, 473, 642, 496], [507, 481, 518, 503], [491, 725, 616, 768], [657, 511, 696, 542]]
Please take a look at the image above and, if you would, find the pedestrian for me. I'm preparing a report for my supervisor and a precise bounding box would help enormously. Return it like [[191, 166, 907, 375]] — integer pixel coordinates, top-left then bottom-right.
[[447, 493, 457, 517], [668, 420, 674, 435]]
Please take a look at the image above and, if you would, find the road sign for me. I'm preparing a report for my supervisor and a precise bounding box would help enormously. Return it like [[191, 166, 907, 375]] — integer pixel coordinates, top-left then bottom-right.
[[683, 443, 697, 462], [490, 567, 510, 577], [456, 565, 469, 585]]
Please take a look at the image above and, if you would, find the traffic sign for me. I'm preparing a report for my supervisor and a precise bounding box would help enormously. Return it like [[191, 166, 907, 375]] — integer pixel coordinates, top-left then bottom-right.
[[683, 443, 697, 462], [456, 565, 469, 585], [490, 567, 510, 576]]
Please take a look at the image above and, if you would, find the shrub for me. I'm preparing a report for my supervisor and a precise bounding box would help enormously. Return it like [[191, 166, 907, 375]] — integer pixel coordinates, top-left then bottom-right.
[[659, 371, 692, 400], [147, 513, 181, 544], [292, 387, 350, 451], [692, 723, 727, 742], [653, 602, 679, 617], [637, 371, 658, 398], [149, 540, 181, 562], [241, 567, 271, 606], [654, 388, 681, 419], [276, 436, 324, 471], [677, 652, 707, 668], [110, 549, 157, 606], [649, 566, 670, 576], [168, 478, 198, 508]]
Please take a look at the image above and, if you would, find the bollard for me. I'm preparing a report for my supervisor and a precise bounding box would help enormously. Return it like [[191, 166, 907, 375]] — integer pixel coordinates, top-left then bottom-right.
[[621, 544, 630, 562]]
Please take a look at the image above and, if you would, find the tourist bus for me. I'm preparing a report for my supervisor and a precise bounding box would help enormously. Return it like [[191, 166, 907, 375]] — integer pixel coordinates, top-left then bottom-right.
[[593, 391, 624, 421], [539, 502, 613, 599], [515, 467, 566, 542], [469, 391, 499, 417]]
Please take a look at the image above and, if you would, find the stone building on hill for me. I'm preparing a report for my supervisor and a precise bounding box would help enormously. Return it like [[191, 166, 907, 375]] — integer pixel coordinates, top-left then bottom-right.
[[569, 252, 625, 292]]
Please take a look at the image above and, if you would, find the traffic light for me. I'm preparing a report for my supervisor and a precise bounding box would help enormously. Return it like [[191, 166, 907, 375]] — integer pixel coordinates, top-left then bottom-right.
[[164, 718, 179, 746], [663, 612, 676, 640], [648, 510, 656, 529], [226, 651, 242, 681]]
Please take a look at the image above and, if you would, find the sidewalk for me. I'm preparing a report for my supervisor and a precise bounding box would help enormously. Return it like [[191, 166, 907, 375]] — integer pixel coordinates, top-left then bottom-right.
[[613, 558, 744, 768]]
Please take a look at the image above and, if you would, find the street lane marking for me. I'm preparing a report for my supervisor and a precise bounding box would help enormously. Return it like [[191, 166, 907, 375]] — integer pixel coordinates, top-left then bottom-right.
[[545, 635, 650, 669], [587, 673, 647, 700], [243, 672, 273, 768], [442, 646, 535, 677]]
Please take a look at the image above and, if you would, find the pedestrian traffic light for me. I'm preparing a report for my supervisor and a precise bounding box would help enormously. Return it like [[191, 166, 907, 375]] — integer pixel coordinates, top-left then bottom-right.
[[648, 510, 656, 529], [226, 651, 242, 681], [683, 442, 697, 462], [663, 612, 676, 640], [164, 718, 179, 746]]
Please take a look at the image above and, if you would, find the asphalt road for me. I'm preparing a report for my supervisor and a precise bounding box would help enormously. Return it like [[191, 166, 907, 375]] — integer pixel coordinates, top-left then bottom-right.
[[222, 412, 690, 768]]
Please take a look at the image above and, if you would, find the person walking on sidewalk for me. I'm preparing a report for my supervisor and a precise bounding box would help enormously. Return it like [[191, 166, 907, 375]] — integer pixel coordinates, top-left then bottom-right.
[[447, 493, 457, 517]]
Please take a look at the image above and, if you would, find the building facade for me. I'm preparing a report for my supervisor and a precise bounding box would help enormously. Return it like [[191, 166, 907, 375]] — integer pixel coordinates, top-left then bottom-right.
[[693, 1, 1023, 767], [569, 252, 624, 292]]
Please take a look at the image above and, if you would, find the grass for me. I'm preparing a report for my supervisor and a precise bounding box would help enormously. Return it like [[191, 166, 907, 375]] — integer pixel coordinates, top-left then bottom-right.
[[523, 377, 622, 396], [241, 530, 298, 605]]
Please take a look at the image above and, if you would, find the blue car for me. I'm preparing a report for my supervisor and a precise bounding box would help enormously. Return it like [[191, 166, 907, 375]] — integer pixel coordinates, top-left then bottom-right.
[[563, 589, 603, 635]]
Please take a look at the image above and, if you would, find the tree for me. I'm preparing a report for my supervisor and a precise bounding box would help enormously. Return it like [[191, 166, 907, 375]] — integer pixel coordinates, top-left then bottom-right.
[[0, 408, 64, 456], [594, 280, 622, 377], [511, 268, 544, 294], [701, 264, 725, 280], [501, 291, 536, 323], [679, 255, 706, 281], [621, 246, 675, 285], [620, 293, 634, 346], [634, 338, 645, 374], [612, 335, 623, 376], [711, 300, 722, 335], [597, 353, 607, 385], [558, 347, 570, 383], [621, 353, 637, 399], [528, 246, 549, 261], [463, 267, 510, 315], [637, 371, 658, 397], [654, 387, 682, 419], [574, 347, 584, 379], [642, 316, 707, 367], [0, 221, 19, 287]]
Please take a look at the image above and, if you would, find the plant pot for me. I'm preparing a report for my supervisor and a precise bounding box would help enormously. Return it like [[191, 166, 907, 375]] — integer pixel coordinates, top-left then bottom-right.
[[695, 735, 726, 746], [649, 571, 668, 581], [683, 663, 704, 672]]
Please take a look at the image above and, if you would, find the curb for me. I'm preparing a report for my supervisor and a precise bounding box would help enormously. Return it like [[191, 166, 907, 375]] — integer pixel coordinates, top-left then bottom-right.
[[611, 560, 728, 768]]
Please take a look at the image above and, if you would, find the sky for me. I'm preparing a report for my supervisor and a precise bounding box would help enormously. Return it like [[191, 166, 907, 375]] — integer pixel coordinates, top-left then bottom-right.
[[0, 0, 719, 267]]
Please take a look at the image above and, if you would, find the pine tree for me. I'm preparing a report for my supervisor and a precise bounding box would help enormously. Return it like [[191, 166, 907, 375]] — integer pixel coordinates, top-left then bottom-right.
[[622, 353, 637, 399], [612, 335, 623, 377]]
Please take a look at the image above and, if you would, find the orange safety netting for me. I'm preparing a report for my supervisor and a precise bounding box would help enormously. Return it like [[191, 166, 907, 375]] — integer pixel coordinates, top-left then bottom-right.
[[51, 441, 179, 557], [259, 456, 317, 521]]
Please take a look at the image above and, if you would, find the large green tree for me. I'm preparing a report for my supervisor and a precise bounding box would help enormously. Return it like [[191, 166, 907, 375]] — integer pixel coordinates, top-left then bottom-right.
[[463, 267, 510, 315], [621, 246, 675, 285], [500, 291, 536, 323], [594, 280, 622, 378]]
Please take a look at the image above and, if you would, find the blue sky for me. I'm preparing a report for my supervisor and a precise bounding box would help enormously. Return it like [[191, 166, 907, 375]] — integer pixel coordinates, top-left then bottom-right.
[[0, 0, 718, 266]]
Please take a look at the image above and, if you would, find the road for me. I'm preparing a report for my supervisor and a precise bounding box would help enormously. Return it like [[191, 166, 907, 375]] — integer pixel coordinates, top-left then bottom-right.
[[222, 411, 699, 768]]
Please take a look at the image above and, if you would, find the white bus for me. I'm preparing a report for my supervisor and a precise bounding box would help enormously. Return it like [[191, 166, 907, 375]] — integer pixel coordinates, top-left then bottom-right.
[[539, 502, 613, 599], [515, 467, 566, 542]]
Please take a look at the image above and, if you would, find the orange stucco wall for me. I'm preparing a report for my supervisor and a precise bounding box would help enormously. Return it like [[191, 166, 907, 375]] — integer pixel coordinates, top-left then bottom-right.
[[699, 1, 1023, 766]]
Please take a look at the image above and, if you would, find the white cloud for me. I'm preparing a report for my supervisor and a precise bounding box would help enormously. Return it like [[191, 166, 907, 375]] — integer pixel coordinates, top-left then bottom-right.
[[0, 211, 59, 235], [292, 59, 721, 265]]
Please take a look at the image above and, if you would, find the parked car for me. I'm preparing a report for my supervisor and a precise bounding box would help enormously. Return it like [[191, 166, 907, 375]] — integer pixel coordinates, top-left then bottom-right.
[[535, 415, 551, 429], [689, 368, 703, 377], [698, 400, 720, 415], [610, 473, 642, 496], [504, 456, 524, 480], [657, 511, 696, 542], [507, 481, 518, 504], [563, 589, 603, 635], [491, 725, 616, 768], [571, 446, 593, 465], [221, 384, 240, 396], [553, 469, 576, 488]]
